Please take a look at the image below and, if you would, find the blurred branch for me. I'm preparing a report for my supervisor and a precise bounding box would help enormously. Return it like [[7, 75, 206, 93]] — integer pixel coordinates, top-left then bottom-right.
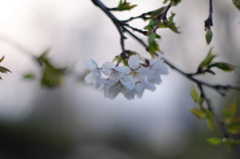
[[0, 34, 36, 58]]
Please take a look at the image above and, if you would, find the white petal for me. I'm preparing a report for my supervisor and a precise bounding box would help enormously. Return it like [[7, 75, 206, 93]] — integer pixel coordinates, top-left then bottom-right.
[[124, 89, 135, 100], [145, 81, 156, 91], [149, 59, 158, 66], [137, 67, 151, 76], [84, 72, 95, 84], [84, 59, 98, 71], [106, 80, 118, 89], [100, 69, 112, 76], [128, 55, 139, 69], [104, 84, 120, 100], [148, 73, 162, 84], [96, 76, 107, 84], [102, 62, 115, 69], [117, 66, 131, 74], [135, 82, 144, 93], [120, 75, 135, 90], [93, 70, 101, 77]]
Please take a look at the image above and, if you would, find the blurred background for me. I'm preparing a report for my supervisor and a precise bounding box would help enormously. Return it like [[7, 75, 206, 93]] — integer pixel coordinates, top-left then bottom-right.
[[0, 0, 240, 158]]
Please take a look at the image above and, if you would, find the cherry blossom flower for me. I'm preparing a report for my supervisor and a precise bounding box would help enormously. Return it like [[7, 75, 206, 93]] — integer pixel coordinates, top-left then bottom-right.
[[148, 58, 168, 84], [84, 59, 105, 88], [104, 82, 135, 100], [83, 54, 169, 100], [100, 61, 134, 89], [127, 55, 151, 87]]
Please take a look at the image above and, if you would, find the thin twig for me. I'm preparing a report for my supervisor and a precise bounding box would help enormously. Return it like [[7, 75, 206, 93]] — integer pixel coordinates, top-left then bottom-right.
[[153, 2, 172, 33], [204, 0, 213, 30]]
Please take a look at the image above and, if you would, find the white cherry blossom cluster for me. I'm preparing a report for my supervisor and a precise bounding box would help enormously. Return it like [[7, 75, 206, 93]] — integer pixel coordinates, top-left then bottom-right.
[[84, 55, 168, 100]]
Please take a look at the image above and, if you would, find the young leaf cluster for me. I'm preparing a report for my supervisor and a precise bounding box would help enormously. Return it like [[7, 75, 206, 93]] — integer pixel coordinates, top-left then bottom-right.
[[115, 0, 137, 11], [189, 86, 214, 130], [143, 3, 180, 57], [207, 100, 240, 150], [197, 48, 235, 75], [23, 50, 68, 88], [223, 100, 240, 134]]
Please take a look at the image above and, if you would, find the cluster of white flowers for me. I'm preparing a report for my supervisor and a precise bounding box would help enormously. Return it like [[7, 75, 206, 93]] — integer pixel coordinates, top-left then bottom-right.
[[84, 55, 168, 100]]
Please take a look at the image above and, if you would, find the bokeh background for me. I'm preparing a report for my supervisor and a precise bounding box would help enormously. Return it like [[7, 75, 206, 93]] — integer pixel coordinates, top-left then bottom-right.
[[0, 0, 240, 158]]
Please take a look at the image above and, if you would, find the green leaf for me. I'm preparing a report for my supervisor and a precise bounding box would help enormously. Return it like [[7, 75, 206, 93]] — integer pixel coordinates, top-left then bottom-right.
[[207, 138, 222, 145], [233, 0, 240, 10], [0, 55, 5, 63], [222, 138, 240, 151], [198, 48, 217, 69], [212, 62, 236, 72], [147, 32, 162, 57], [158, 12, 180, 34], [144, 19, 158, 32], [205, 28, 213, 45], [189, 108, 206, 119], [23, 73, 35, 79], [205, 69, 216, 75], [0, 55, 12, 80], [226, 117, 240, 134], [0, 66, 12, 73], [223, 100, 237, 120], [36, 49, 68, 88], [148, 7, 166, 20], [116, 0, 137, 11], [206, 111, 214, 130], [191, 85, 200, 103], [163, 0, 181, 6], [229, 100, 237, 118]]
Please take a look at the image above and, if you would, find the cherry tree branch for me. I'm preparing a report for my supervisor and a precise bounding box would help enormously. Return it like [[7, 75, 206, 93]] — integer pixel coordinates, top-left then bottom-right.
[[91, 0, 240, 153]]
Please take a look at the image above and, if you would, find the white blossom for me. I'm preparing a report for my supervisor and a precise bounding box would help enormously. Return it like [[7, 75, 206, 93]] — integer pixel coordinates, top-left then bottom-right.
[[128, 55, 151, 87], [148, 58, 168, 84], [83, 54, 169, 100], [84, 59, 105, 89]]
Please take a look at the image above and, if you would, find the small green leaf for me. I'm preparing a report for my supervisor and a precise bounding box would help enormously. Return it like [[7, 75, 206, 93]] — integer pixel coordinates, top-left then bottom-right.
[[163, 0, 181, 6], [207, 138, 222, 145], [205, 28, 213, 45], [147, 32, 162, 57], [158, 12, 180, 34], [206, 111, 214, 130], [0, 56, 5, 63], [233, 0, 240, 10], [191, 85, 200, 103], [229, 100, 237, 118], [226, 117, 240, 134], [116, 0, 137, 11], [222, 138, 240, 151], [213, 62, 236, 72], [0, 66, 12, 73], [144, 19, 158, 32], [148, 7, 166, 20], [189, 108, 206, 119], [23, 73, 35, 79], [198, 48, 217, 69], [206, 69, 216, 75]]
